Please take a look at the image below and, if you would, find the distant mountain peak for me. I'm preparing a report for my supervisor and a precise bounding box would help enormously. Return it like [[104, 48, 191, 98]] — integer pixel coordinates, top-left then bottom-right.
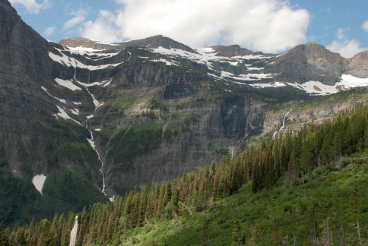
[[59, 35, 198, 53], [115, 35, 198, 53], [210, 45, 254, 57], [59, 37, 115, 50]]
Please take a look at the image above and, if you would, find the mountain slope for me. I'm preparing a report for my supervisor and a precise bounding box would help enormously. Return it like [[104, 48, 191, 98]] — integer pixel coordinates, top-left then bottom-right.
[[119, 160, 368, 246], [3, 0, 368, 227]]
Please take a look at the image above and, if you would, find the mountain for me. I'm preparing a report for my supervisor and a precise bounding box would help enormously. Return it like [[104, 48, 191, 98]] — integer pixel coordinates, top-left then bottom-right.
[[265, 43, 347, 85], [2, 0, 368, 227]]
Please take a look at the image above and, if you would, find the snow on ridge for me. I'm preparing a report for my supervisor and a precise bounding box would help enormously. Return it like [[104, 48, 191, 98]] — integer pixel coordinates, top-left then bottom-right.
[[76, 79, 112, 88], [250, 82, 288, 88], [49, 48, 123, 70], [221, 71, 274, 82], [248, 74, 368, 96], [288, 81, 338, 96], [152, 46, 273, 76], [32, 175, 46, 195], [68, 46, 120, 61], [151, 58, 178, 66], [337, 74, 368, 89], [55, 78, 82, 91], [68, 46, 104, 53]]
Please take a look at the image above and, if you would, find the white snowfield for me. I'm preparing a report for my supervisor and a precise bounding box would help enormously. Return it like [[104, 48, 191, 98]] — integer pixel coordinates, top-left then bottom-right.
[[32, 175, 47, 195], [77, 79, 112, 88], [49, 48, 123, 71], [152, 46, 272, 73], [68, 46, 120, 60]]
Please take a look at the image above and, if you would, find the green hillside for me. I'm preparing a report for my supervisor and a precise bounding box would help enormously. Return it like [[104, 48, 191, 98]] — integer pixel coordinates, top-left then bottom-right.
[[117, 156, 368, 246]]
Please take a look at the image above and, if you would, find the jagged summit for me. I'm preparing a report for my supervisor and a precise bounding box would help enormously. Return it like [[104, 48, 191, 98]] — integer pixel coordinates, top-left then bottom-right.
[[59, 37, 114, 50], [59, 35, 198, 53], [210, 44, 254, 57], [115, 35, 198, 53]]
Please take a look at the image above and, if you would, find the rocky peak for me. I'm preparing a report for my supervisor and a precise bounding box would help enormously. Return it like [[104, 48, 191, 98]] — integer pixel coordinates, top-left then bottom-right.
[[115, 35, 197, 53], [347, 51, 368, 78], [59, 37, 115, 50], [59, 35, 197, 53], [210, 45, 254, 57], [265, 42, 347, 85]]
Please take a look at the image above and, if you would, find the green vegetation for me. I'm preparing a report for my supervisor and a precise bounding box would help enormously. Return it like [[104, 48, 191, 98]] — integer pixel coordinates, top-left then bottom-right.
[[105, 121, 187, 172], [107, 123, 164, 171], [118, 161, 368, 245], [112, 94, 137, 111], [9, 104, 368, 245]]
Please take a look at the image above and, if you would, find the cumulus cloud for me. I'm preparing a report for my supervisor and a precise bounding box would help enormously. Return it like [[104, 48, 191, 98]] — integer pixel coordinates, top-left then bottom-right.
[[327, 28, 365, 58], [63, 9, 87, 30], [9, 0, 48, 14], [81, 10, 120, 43], [363, 20, 368, 32], [44, 26, 55, 36], [81, 0, 310, 52]]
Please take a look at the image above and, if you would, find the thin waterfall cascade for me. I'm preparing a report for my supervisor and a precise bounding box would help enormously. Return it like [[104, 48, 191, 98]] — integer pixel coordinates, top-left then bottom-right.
[[72, 62, 108, 197], [69, 216, 78, 246]]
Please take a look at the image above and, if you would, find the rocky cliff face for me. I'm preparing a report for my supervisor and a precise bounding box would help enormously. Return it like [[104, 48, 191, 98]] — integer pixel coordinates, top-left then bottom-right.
[[347, 51, 368, 77]]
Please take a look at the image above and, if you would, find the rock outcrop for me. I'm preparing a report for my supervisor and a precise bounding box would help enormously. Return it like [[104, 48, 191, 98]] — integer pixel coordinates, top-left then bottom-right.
[[266, 43, 347, 85], [347, 51, 368, 78]]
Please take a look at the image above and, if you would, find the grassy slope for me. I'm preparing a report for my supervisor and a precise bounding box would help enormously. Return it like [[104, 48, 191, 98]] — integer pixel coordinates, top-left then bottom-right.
[[107, 154, 368, 246]]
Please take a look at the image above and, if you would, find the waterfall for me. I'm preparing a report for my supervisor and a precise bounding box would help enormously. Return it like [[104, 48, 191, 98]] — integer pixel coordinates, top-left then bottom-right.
[[69, 216, 78, 246], [86, 117, 107, 196], [272, 111, 290, 139], [72, 58, 108, 197]]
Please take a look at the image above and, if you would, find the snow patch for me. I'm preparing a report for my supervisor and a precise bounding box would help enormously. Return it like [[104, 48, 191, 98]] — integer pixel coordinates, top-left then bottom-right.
[[76, 79, 112, 88], [41, 86, 67, 104], [32, 175, 46, 195], [49, 49, 123, 70], [250, 82, 288, 88], [55, 78, 82, 91], [54, 106, 81, 125]]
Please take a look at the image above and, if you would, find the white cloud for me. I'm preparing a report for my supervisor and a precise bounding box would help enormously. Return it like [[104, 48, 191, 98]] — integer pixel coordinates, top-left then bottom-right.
[[44, 26, 55, 36], [81, 10, 119, 43], [81, 0, 310, 52], [363, 20, 368, 32], [63, 9, 87, 30], [327, 28, 365, 58], [9, 0, 48, 14]]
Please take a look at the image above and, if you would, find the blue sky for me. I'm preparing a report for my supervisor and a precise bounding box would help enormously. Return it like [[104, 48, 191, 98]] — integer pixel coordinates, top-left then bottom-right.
[[9, 0, 368, 57]]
